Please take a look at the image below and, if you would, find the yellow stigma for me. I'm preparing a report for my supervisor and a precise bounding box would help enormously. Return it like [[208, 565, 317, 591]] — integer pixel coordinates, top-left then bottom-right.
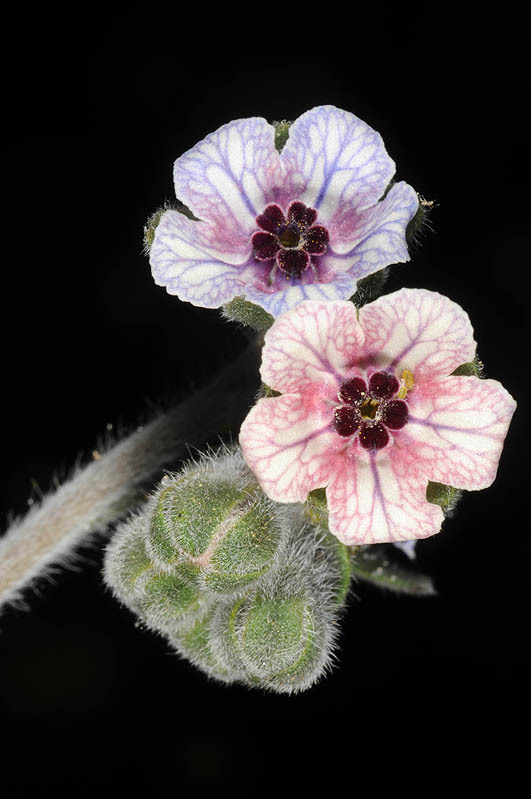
[[397, 368, 415, 399]]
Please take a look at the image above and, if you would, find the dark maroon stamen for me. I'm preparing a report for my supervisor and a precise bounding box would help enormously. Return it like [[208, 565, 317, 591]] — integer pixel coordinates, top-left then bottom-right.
[[251, 231, 280, 261], [382, 400, 409, 429], [338, 377, 367, 405], [256, 204, 285, 234], [303, 225, 329, 255], [253, 201, 329, 283], [369, 371, 400, 399], [334, 406, 360, 438], [359, 423, 390, 450], [277, 249, 309, 277], [287, 201, 317, 229]]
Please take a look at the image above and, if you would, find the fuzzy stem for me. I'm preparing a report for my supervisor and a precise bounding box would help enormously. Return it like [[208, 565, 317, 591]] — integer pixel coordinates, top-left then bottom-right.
[[0, 344, 260, 614]]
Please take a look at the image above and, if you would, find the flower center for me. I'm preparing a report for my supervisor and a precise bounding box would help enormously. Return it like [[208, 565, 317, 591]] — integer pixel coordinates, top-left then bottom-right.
[[359, 397, 379, 420], [251, 200, 330, 280], [333, 371, 409, 450], [278, 228, 300, 249]]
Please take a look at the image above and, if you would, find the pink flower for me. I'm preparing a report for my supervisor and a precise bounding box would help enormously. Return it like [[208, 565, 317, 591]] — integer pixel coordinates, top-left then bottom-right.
[[149, 106, 418, 317], [239, 290, 516, 544]]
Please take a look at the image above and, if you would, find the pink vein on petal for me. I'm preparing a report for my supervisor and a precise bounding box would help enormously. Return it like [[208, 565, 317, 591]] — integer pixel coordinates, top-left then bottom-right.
[[239, 393, 338, 503], [358, 288, 477, 379], [261, 300, 365, 393], [406, 375, 517, 490]]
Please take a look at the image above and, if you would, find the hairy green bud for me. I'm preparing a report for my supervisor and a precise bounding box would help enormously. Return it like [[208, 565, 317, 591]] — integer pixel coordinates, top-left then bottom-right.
[[170, 608, 235, 684], [104, 450, 354, 694], [210, 516, 351, 693], [146, 451, 286, 594], [103, 513, 211, 635]]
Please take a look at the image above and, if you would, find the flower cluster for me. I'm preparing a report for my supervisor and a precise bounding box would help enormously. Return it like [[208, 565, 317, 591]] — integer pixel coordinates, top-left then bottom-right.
[[148, 105, 516, 548]]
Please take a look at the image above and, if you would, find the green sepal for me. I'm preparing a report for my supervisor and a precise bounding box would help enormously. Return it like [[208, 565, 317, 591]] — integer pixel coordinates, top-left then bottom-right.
[[304, 493, 351, 605], [170, 608, 234, 682], [140, 571, 205, 630], [221, 296, 274, 334], [306, 488, 328, 526], [351, 544, 436, 596], [426, 481, 462, 514], [350, 268, 390, 308], [149, 477, 247, 563], [201, 497, 284, 593], [451, 356, 484, 377], [406, 195, 435, 247], [114, 525, 153, 594], [324, 532, 352, 606], [217, 587, 324, 693], [142, 201, 198, 254], [273, 120, 292, 152]]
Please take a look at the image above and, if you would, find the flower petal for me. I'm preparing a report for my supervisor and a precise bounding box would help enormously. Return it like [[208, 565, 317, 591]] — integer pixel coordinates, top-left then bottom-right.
[[244, 271, 359, 317], [239, 393, 337, 503], [326, 451, 444, 545], [406, 375, 517, 490], [358, 288, 477, 380], [281, 105, 395, 226], [260, 300, 365, 394], [328, 180, 418, 262], [150, 210, 253, 308], [173, 117, 282, 239]]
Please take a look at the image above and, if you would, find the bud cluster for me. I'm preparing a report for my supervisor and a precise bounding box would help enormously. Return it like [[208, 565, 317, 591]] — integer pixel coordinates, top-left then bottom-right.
[[103, 448, 352, 694]]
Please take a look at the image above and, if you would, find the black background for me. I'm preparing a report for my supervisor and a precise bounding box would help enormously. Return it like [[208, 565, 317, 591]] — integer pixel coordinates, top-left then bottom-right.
[[1, 2, 529, 794]]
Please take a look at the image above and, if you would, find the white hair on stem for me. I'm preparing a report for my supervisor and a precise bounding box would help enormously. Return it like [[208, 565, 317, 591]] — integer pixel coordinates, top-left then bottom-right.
[[0, 344, 260, 615]]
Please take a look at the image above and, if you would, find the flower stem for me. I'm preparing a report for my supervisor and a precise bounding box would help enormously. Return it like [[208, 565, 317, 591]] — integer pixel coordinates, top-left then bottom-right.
[[0, 344, 260, 615]]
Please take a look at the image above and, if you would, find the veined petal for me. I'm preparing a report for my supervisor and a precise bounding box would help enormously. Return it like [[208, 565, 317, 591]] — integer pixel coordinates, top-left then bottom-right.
[[358, 288, 477, 380], [406, 375, 517, 490], [150, 210, 252, 308], [281, 105, 396, 227], [329, 180, 418, 260], [326, 451, 444, 545], [260, 300, 365, 393], [244, 271, 359, 318], [173, 117, 282, 237], [239, 393, 338, 503]]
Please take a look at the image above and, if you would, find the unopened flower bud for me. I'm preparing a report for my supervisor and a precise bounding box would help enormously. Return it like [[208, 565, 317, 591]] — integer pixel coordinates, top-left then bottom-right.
[[103, 513, 211, 635], [146, 449, 286, 594], [169, 608, 236, 685], [210, 515, 351, 694]]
